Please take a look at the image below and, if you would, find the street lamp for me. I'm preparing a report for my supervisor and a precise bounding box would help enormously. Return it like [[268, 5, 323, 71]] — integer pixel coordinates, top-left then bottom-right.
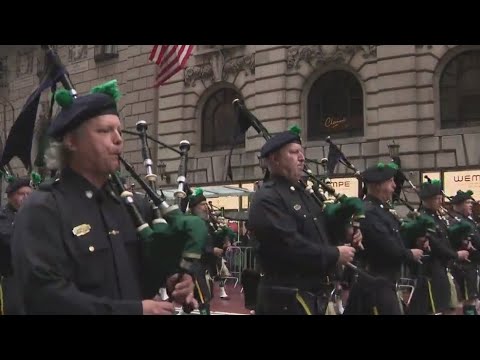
[[158, 161, 170, 183], [159, 161, 166, 179], [388, 140, 401, 167]]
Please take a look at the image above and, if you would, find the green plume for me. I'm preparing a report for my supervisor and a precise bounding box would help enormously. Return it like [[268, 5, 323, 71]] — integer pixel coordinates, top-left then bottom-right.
[[387, 162, 399, 170], [54, 88, 74, 108], [288, 124, 301, 136], [6, 174, 15, 184], [216, 226, 236, 240], [90, 79, 121, 102], [193, 188, 203, 197], [324, 197, 365, 224], [448, 220, 474, 248], [376, 162, 385, 169], [30, 171, 42, 185], [422, 179, 441, 186], [466, 190, 474, 196], [400, 214, 436, 246]]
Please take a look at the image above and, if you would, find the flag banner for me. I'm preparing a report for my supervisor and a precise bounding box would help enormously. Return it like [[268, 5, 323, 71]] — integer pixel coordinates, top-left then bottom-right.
[[0, 51, 67, 169], [149, 45, 195, 87]]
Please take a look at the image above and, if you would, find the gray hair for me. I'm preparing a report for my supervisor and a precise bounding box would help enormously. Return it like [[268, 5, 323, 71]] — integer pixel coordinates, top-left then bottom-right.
[[44, 141, 72, 171]]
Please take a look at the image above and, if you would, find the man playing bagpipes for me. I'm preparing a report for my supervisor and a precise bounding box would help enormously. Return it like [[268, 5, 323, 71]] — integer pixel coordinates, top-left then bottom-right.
[[10, 79, 196, 314], [408, 180, 470, 315], [189, 188, 235, 300], [0, 176, 32, 315], [343, 162, 425, 315], [448, 190, 480, 315], [247, 126, 360, 315]]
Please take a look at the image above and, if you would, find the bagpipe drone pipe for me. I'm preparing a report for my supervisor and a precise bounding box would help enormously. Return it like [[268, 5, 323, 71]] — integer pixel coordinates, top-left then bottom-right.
[[117, 155, 209, 296]]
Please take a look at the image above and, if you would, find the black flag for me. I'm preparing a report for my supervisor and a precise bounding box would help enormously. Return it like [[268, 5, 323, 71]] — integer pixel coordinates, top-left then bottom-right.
[[0, 49, 67, 170], [391, 156, 406, 202], [326, 142, 349, 176], [226, 100, 253, 181]]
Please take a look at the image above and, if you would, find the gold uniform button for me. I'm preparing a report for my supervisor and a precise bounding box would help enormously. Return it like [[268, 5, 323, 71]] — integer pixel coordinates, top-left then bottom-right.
[[89, 246, 95, 252]]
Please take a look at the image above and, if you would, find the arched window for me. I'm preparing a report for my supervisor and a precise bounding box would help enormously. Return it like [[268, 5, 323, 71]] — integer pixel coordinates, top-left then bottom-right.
[[440, 50, 480, 129], [307, 70, 364, 141], [201, 87, 245, 152]]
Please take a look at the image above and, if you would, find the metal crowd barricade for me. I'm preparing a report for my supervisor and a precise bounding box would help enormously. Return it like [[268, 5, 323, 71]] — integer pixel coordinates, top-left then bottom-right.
[[223, 246, 257, 287]]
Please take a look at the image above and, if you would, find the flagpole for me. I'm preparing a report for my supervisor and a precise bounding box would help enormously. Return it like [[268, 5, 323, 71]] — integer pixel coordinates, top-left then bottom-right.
[[152, 62, 159, 175]]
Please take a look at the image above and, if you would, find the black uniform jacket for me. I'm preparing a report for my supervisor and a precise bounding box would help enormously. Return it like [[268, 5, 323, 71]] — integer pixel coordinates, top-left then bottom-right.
[[420, 208, 458, 268], [11, 167, 144, 315], [452, 211, 480, 253], [0, 204, 16, 276], [407, 208, 458, 314], [360, 195, 416, 282], [248, 175, 339, 289]]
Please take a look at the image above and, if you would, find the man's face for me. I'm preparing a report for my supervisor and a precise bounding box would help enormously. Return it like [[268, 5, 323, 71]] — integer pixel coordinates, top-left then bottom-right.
[[455, 200, 474, 217], [269, 143, 305, 183], [367, 177, 396, 200], [9, 186, 32, 210], [424, 194, 443, 211], [381, 177, 396, 198], [192, 200, 209, 221], [65, 114, 123, 176]]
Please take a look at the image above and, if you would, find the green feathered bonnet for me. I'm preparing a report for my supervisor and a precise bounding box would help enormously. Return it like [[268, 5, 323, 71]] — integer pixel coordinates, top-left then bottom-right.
[[47, 79, 122, 140], [450, 190, 474, 205], [4, 176, 32, 194], [360, 161, 399, 183], [260, 124, 302, 158], [419, 178, 443, 200], [189, 188, 207, 208]]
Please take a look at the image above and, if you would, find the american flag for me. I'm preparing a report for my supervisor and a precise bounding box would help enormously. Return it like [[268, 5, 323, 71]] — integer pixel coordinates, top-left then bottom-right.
[[148, 45, 195, 87]]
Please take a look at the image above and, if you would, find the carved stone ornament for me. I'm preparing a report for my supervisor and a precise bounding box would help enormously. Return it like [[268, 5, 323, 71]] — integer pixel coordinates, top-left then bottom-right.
[[0, 56, 7, 87], [184, 53, 255, 87], [287, 45, 377, 69], [16, 50, 34, 77], [68, 45, 88, 63]]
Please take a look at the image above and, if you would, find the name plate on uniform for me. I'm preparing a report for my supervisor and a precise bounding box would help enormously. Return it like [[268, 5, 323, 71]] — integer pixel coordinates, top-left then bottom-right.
[[443, 169, 480, 200], [329, 177, 359, 198]]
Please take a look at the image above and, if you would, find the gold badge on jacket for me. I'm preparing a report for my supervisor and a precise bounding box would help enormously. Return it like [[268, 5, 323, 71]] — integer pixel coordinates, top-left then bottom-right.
[[294, 204, 301, 211], [72, 224, 91, 237]]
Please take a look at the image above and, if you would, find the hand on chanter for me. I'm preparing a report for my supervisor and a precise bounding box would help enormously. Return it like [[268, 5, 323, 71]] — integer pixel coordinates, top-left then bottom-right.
[[166, 273, 199, 309]]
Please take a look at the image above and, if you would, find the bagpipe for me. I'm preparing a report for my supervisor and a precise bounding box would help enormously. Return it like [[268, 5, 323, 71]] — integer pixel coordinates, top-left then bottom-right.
[[116, 132, 209, 293], [40, 46, 209, 307]]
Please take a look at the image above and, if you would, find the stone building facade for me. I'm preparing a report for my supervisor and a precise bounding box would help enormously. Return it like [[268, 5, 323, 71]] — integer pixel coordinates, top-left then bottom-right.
[[0, 45, 479, 206]]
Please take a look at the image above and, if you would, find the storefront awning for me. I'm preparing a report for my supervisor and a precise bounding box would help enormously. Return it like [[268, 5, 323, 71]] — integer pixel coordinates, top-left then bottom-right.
[[160, 185, 254, 200]]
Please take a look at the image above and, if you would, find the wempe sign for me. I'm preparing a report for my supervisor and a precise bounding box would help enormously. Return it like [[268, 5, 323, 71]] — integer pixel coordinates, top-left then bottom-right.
[[443, 169, 480, 199], [329, 177, 360, 198]]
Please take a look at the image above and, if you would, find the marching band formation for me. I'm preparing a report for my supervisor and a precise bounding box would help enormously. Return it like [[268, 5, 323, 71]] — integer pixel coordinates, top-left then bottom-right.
[[0, 46, 479, 315]]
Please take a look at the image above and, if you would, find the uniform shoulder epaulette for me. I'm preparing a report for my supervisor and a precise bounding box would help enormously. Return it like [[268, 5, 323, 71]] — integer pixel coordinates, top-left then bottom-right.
[[38, 178, 60, 191], [263, 179, 275, 188], [364, 200, 376, 211]]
